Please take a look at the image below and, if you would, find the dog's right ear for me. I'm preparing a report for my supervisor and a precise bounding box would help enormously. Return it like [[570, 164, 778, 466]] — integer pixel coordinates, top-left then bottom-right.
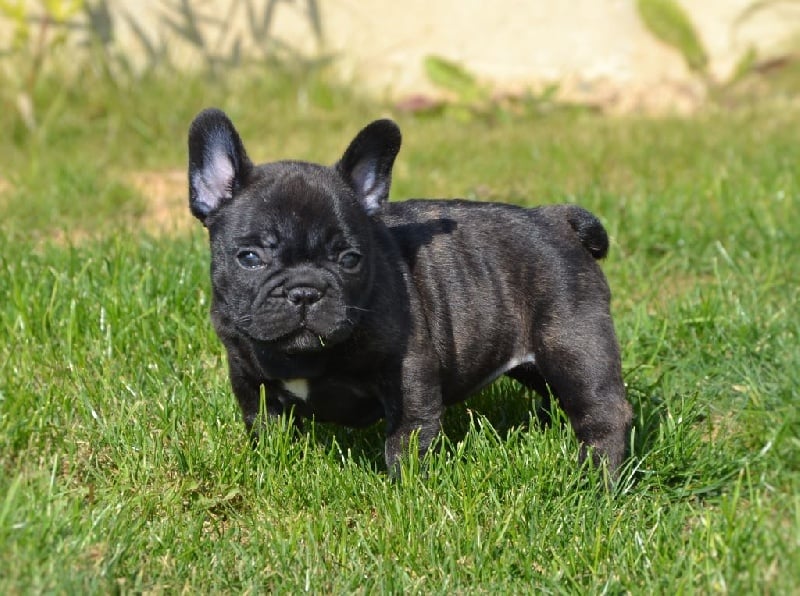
[[188, 108, 252, 224]]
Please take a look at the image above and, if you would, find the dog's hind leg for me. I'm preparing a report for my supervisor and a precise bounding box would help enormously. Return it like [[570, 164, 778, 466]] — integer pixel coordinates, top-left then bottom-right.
[[532, 315, 632, 475]]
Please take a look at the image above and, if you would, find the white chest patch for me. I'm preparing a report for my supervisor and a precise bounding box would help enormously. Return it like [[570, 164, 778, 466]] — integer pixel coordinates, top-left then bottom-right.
[[282, 378, 310, 402]]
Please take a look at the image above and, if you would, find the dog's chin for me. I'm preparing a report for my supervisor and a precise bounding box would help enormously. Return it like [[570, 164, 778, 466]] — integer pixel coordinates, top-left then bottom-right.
[[246, 325, 353, 355]]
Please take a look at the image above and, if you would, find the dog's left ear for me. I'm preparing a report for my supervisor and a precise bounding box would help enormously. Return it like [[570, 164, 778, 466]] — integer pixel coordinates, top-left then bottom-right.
[[336, 119, 401, 215]]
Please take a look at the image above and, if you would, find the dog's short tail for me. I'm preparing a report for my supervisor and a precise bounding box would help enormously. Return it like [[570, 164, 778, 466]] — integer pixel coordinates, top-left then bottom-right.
[[563, 205, 609, 259]]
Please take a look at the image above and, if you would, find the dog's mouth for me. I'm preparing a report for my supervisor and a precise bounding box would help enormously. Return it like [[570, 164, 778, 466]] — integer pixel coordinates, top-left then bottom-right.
[[231, 283, 358, 354], [240, 320, 353, 354]]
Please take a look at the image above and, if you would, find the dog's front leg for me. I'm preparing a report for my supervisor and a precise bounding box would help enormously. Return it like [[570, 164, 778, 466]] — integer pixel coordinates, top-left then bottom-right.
[[382, 356, 444, 476], [227, 357, 299, 445]]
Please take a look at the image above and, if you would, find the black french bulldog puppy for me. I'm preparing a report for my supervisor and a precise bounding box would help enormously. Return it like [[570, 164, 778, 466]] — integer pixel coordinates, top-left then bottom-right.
[[188, 108, 632, 475]]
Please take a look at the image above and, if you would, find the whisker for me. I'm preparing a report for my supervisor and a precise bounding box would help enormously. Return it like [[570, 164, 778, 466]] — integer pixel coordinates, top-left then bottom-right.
[[346, 305, 373, 313]]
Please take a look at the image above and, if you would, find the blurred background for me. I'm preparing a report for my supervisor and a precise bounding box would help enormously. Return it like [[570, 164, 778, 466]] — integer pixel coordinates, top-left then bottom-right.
[[2, 0, 800, 237], [4, 0, 800, 113]]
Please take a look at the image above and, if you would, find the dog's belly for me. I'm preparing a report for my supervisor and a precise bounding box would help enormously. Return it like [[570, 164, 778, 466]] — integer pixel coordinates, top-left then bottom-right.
[[468, 353, 536, 395], [440, 352, 537, 405]]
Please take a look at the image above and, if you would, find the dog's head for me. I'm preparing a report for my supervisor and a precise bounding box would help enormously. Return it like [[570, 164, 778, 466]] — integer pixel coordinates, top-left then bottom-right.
[[188, 109, 401, 354]]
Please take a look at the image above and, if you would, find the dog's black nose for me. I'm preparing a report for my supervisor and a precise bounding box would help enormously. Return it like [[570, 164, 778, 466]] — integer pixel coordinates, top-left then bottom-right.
[[286, 285, 323, 306]]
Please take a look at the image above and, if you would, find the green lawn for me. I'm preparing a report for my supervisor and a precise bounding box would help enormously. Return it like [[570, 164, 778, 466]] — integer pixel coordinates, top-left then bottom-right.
[[1, 69, 798, 592]]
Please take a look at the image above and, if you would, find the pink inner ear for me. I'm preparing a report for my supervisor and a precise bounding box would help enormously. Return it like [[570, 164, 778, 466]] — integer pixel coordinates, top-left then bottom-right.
[[351, 158, 385, 214], [351, 159, 376, 192], [362, 171, 376, 191], [361, 184, 386, 215], [192, 150, 235, 214]]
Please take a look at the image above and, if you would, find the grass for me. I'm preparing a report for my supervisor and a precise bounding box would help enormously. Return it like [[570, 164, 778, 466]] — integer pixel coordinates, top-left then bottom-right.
[[1, 65, 798, 592]]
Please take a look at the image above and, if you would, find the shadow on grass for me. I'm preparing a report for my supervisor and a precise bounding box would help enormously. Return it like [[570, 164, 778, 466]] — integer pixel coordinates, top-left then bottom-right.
[[303, 377, 550, 475], [271, 368, 743, 498]]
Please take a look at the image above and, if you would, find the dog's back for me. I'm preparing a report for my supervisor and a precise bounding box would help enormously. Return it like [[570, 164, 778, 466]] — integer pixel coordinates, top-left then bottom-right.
[[381, 199, 612, 403]]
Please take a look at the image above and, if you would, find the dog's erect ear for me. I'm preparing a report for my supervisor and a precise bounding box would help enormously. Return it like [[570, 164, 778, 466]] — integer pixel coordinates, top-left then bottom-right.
[[188, 108, 252, 224], [336, 119, 401, 215]]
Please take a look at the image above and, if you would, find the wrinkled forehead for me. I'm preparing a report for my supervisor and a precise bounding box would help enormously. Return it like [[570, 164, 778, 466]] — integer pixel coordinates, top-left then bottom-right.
[[220, 162, 361, 239]]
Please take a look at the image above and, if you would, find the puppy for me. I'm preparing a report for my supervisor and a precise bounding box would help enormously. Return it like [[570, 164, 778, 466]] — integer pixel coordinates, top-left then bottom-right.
[[188, 109, 632, 475]]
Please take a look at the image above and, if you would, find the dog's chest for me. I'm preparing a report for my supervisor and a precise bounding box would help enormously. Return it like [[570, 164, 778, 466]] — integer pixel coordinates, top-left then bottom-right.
[[281, 378, 310, 402], [276, 376, 385, 427]]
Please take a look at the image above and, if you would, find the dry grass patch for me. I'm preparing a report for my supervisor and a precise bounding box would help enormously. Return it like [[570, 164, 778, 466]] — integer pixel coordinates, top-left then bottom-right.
[[128, 169, 192, 235]]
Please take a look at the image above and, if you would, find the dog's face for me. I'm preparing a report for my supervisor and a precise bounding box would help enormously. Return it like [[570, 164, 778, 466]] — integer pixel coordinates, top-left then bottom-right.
[[188, 110, 401, 354], [207, 166, 374, 353]]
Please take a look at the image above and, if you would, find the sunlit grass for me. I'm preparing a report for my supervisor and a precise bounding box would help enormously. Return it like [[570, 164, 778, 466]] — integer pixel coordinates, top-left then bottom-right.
[[0, 68, 798, 592]]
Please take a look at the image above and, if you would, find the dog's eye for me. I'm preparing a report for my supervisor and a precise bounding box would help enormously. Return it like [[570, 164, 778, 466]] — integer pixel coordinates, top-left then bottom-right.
[[236, 249, 265, 269], [338, 250, 362, 271]]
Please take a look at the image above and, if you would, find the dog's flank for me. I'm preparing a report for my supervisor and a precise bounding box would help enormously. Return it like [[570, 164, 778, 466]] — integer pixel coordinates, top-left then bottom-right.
[[188, 108, 632, 476]]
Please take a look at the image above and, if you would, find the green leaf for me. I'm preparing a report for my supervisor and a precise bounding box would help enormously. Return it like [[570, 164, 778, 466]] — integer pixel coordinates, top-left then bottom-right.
[[636, 0, 708, 73], [0, 0, 26, 19], [729, 46, 759, 85], [42, 0, 84, 22], [423, 55, 483, 103]]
